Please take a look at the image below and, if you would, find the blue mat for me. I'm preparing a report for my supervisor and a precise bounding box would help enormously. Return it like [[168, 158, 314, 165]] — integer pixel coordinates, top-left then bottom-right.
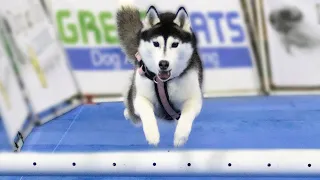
[[0, 118, 11, 151], [2, 95, 320, 179]]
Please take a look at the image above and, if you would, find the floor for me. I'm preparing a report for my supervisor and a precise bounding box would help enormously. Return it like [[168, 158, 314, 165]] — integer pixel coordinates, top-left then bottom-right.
[[2, 95, 320, 179]]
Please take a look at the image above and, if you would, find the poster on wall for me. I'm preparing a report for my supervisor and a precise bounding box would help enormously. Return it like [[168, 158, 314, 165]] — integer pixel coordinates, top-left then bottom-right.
[[263, 0, 320, 88], [0, 0, 79, 113], [50, 0, 260, 96], [0, 30, 29, 147]]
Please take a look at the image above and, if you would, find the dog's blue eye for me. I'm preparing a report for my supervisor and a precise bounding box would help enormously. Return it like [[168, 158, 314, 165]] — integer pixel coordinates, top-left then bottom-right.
[[171, 42, 179, 48], [153, 41, 160, 47]]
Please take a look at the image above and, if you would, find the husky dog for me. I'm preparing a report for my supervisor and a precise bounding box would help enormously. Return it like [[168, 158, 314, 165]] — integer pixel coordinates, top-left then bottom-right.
[[269, 5, 320, 54], [116, 3, 203, 147]]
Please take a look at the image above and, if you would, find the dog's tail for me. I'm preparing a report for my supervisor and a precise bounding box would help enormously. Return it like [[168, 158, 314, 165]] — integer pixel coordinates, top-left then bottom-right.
[[116, 0, 143, 64]]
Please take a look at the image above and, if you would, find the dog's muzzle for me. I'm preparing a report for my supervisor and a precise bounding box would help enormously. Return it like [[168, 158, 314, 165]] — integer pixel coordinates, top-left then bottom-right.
[[158, 60, 171, 81]]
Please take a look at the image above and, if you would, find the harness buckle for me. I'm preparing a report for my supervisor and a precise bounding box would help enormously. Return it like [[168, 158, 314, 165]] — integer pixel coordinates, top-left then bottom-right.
[[153, 76, 158, 84]]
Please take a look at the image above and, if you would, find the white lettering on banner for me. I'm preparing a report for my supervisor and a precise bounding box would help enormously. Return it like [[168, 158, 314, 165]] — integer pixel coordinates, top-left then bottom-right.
[[89, 49, 220, 68], [201, 52, 220, 68], [91, 49, 121, 69]]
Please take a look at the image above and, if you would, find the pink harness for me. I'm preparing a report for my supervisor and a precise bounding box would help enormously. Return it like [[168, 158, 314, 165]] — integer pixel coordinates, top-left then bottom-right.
[[135, 52, 181, 120]]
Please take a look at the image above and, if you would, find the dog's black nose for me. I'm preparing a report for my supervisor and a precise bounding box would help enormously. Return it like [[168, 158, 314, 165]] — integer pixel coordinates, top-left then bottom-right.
[[159, 60, 169, 70]]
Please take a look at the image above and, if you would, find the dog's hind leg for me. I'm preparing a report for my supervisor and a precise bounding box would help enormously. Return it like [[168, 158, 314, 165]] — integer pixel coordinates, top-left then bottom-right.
[[123, 108, 141, 126]]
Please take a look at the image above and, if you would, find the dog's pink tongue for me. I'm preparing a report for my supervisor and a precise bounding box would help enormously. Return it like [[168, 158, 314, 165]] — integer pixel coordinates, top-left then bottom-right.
[[158, 71, 170, 81]]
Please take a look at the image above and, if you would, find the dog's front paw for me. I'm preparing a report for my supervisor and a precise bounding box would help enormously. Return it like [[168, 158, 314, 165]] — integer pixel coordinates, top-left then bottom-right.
[[143, 124, 160, 146], [174, 123, 192, 147], [174, 132, 189, 147], [174, 135, 188, 147], [145, 130, 160, 146]]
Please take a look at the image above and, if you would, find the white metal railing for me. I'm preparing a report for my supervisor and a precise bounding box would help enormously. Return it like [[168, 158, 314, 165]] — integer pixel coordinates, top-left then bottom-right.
[[1, 149, 320, 176]]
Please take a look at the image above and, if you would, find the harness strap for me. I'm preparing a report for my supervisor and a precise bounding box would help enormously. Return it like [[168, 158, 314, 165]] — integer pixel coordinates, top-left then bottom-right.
[[135, 52, 181, 120], [135, 52, 156, 80], [154, 76, 181, 120]]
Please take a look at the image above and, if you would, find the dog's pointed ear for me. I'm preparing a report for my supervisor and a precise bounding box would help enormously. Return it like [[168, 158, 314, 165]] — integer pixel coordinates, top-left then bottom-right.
[[143, 6, 160, 29], [174, 7, 191, 32]]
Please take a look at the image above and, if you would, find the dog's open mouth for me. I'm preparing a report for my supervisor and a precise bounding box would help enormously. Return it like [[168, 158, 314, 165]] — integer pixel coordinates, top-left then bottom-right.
[[158, 70, 171, 81]]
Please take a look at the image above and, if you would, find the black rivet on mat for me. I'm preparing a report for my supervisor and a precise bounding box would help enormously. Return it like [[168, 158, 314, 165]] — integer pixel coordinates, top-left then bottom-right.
[[267, 163, 271, 167], [72, 162, 76, 166], [113, 163, 116, 166], [33, 162, 36, 166], [228, 163, 232, 167], [153, 162, 156, 166], [308, 164, 312, 167], [187, 163, 191, 166]]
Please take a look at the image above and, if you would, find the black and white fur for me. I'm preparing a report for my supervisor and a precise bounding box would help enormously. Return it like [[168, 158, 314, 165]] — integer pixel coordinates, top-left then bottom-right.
[[269, 5, 320, 54], [116, 1, 203, 147]]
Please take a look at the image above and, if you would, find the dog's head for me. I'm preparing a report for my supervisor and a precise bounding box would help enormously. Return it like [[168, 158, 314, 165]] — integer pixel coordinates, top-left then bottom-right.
[[138, 6, 196, 81], [269, 6, 303, 34]]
